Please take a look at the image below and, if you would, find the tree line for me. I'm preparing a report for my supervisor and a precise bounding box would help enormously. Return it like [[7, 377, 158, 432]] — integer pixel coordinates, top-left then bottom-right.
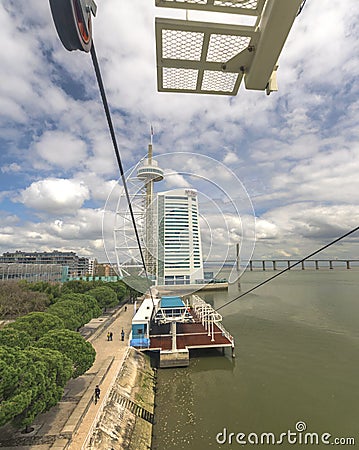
[[0, 278, 134, 432]]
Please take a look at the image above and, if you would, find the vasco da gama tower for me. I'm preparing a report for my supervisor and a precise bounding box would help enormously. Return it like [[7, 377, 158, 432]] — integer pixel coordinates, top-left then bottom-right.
[[137, 142, 204, 286]]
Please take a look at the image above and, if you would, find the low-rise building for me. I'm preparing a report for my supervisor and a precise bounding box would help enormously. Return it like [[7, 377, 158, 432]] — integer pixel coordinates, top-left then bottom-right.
[[0, 263, 68, 282], [0, 250, 90, 278]]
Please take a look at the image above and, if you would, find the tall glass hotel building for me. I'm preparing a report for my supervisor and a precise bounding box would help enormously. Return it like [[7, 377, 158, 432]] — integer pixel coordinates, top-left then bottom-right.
[[156, 188, 204, 285]]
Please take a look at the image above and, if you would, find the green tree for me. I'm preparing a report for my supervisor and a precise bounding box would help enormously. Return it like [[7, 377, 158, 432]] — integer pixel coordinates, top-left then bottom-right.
[[47, 300, 92, 330], [106, 280, 128, 302], [87, 286, 118, 311], [0, 346, 33, 427], [37, 329, 96, 378], [0, 328, 32, 349], [16, 347, 72, 430], [57, 293, 102, 318], [61, 280, 91, 294], [0, 346, 72, 430], [6, 312, 65, 341]]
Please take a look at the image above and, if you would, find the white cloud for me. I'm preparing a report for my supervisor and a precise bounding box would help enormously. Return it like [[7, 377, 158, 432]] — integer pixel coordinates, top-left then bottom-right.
[[0, 212, 19, 225], [49, 208, 104, 240], [223, 151, 239, 165], [251, 203, 359, 259], [0, 0, 358, 261], [18, 178, 90, 214], [0, 207, 108, 259], [33, 131, 88, 170], [1, 162, 21, 173], [0, 98, 27, 123], [74, 173, 118, 202], [163, 171, 190, 188], [255, 219, 279, 240]]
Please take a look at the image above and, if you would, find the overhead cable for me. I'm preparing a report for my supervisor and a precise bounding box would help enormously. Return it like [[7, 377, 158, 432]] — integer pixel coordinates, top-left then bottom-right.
[[297, 0, 308, 16], [217, 225, 359, 312], [90, 42, 155, 305]]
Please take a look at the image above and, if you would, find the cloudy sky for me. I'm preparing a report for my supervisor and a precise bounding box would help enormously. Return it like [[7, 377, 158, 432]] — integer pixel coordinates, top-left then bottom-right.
[[0, 0, 358, 265]]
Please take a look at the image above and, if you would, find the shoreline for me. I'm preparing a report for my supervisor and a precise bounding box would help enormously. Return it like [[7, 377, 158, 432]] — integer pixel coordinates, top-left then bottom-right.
[[84, 347, 156, 450]]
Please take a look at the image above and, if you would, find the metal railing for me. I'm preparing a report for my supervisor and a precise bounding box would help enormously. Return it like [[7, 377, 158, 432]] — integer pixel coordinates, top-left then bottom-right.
[[191, 295, 234, 345]]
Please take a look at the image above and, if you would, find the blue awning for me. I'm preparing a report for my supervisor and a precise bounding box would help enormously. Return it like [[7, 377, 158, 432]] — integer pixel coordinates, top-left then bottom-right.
[[160, 296, 185, 308]]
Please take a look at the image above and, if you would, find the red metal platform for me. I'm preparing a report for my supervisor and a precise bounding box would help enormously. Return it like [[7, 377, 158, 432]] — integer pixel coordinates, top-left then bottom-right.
[[148, 314, 233, 351]]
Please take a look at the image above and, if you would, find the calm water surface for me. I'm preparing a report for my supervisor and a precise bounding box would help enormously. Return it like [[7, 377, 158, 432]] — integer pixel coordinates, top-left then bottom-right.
[[152, 270, 359, 449]]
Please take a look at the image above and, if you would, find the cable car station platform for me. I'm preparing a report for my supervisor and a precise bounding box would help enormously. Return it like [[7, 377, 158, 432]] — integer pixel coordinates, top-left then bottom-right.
[[130, 294, 235, 368]]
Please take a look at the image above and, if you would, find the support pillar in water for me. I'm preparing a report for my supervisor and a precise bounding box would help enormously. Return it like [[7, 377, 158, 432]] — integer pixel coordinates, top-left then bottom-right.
[[171, 321, 177, 352]]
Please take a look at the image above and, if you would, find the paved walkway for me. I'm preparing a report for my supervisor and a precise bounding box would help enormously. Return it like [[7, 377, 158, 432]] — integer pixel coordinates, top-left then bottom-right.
[[65, 304, 134, 449]]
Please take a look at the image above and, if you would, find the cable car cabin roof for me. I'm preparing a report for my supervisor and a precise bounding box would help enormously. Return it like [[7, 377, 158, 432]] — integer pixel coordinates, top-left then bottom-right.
[[155, 0, 304, 95], [160, 296, 185, 309], [132, 298, 156, 323]]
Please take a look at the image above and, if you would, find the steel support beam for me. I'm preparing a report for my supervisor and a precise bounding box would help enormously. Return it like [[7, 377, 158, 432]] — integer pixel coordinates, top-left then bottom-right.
[[244, 0, 303, 90]]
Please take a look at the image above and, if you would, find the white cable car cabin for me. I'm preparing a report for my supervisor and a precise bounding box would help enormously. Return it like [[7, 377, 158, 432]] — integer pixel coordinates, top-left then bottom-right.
[[130, 297, 158, 348]]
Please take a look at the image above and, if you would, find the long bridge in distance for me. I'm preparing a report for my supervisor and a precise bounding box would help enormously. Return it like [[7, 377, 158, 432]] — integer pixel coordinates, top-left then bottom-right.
[[205, 260, 359, 271]]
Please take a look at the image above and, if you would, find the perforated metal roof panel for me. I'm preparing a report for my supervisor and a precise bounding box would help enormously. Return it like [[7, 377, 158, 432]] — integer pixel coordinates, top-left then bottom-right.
[[155, 0, 266, 17], [155, 18, 257, 95], [155, 0, 304, 95]]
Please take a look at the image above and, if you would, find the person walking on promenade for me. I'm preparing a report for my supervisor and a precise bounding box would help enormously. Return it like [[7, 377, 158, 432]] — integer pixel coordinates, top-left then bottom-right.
[[107, 332, 110, 341], [94, 385, 101, 404], [121, 328, 125, 342], [109, 331, 113, 341]]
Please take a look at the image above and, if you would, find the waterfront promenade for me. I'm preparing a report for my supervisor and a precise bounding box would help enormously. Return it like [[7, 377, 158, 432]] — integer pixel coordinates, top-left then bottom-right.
[[0, 303, 134, 450], [66, 305, 133, 450]]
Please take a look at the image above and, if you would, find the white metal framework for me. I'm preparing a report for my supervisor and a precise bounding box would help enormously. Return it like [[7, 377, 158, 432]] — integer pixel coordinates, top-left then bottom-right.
[[192, 294, 223, 341], [156, 0, 266, 16], [114, 147, 164, 279], [114, 173, 147, 277], [155, 0, 303, 95], [192, 294, 235, 345]]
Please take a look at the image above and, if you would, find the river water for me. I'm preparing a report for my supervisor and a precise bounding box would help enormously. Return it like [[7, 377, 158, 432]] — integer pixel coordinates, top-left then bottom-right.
[[152, 269, 359, 449]]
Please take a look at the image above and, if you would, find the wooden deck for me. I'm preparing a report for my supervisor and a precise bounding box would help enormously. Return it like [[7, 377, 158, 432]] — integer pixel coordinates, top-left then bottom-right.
[[148, 320, 233, 351]]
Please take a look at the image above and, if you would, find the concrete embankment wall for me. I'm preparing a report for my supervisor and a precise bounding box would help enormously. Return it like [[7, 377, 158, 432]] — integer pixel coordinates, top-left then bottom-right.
[[86, 347, 156, 450]]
